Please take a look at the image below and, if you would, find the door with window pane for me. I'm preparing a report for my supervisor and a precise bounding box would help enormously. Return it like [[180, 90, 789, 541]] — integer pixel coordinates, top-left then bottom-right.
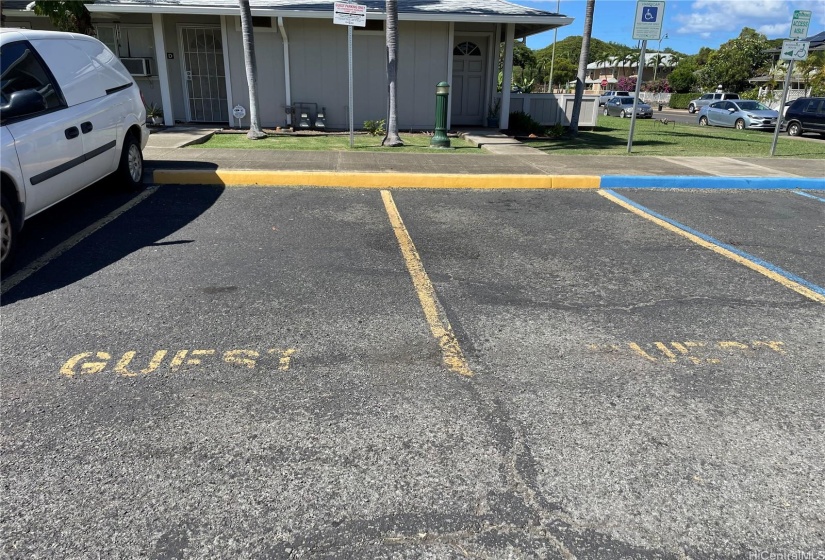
[[180, 26, 228, 123], [451, 39, 486, 125]]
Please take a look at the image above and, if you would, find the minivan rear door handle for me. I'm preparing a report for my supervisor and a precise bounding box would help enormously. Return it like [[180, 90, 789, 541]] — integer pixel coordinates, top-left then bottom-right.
[[80, 121, 93, 134], [65, 126, 79, 139]]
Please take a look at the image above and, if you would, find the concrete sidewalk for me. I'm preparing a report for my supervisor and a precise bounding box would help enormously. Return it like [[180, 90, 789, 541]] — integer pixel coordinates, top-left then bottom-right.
[[143, 127, 825, 189]]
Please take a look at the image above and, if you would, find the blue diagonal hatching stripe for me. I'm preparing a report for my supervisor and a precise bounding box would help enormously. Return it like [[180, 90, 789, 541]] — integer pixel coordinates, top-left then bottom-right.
[[793, 190, 825, 203], [602, 189, 825, 298]]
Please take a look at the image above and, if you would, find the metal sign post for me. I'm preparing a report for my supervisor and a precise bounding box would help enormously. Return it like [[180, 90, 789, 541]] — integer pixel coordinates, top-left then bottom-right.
[[628, 0, 664, 153], [333, 2, 366, 148], [348, 25, 354, 148], [770, 59, 794, 157], [770, 9, 811, 157], [627, 39, 646, 153]]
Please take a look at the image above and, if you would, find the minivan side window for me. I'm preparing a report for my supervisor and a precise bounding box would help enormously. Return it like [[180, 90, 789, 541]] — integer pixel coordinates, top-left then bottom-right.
[[0, 41, 65, 115], [803, 100, 821, 114]]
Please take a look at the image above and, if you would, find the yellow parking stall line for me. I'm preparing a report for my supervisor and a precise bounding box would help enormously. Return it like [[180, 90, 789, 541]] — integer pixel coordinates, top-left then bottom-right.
[[380, 190, 473, 377]]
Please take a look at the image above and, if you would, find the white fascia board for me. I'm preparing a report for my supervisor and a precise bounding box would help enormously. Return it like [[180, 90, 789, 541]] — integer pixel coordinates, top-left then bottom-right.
[[86, 5, 572, 28]]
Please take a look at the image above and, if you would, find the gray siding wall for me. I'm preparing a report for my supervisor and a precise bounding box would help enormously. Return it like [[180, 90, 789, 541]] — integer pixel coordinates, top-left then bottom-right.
[[286, 19, 449, 130], [225, 18, 286, 128], [286, 19, 383, 130], [398, 21, 449, 130]]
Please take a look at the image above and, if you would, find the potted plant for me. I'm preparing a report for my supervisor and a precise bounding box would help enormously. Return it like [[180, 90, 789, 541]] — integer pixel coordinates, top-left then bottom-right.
[[146, 103, 163, 126], [487, 98, 501, 128]]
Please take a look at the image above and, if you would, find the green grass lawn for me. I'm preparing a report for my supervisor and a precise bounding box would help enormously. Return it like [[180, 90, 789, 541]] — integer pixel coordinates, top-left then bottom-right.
[[197, 132, 484, 153], [523, 116, 825, 158], [196, 118, 825, 158]]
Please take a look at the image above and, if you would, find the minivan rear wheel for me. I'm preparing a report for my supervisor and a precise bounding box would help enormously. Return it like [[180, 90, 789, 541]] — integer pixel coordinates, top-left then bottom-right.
[[1, 193, 18, 276], [117, 133, 144, 190], [787, 122, 802, 136]]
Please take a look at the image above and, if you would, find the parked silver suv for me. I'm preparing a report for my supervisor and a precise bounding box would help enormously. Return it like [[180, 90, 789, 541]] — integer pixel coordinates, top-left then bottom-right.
[[599, 90, 631, 106], [687, 92, 739, 114]]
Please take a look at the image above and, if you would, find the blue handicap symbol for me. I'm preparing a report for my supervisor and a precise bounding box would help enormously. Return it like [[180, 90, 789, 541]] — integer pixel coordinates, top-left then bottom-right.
[[642, 6, 658, 21]]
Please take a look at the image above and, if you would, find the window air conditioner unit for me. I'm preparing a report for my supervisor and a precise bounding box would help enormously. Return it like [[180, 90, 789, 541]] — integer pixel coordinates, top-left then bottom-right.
[[121, 57, 152, 77]]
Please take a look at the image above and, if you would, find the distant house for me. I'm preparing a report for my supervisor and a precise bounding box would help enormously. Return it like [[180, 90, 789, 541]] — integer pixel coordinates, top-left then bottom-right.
[[1, 0, 573, 129], [584, 52, 677, 92]]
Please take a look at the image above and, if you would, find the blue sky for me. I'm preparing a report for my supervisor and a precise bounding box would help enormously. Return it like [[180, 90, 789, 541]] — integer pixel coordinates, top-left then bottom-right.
[[508, 0, 825, 55]]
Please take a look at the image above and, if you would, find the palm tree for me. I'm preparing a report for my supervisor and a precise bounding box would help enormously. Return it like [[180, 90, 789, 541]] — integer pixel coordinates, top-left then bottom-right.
[[619, 50, 634, 80], [650, 53, 665, 84], [594, 51, 613, 86], [570, 0, 595, 134], [382, 0, 403, 146], [238, 0, 266, 139], [628, 49, 642, 78]]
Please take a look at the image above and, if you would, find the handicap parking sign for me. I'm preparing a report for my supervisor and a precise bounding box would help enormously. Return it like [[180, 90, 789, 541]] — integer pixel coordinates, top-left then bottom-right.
[[633, 1, 665, 40]]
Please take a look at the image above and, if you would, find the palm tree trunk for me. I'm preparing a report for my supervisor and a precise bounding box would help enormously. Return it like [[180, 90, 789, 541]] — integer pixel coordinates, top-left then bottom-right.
[[239, 0, 266, 139], [570, 0, 595, 135], [382, 0, 403, 146]]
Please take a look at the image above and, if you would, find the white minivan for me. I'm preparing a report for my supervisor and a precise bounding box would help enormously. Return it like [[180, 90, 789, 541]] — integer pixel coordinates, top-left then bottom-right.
[[1, 28, 148, 274]]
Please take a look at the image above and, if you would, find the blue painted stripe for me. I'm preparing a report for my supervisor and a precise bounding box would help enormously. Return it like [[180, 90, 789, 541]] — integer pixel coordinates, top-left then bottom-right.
[[793, 190, 825, 203], [602, 189, 825, 298], [601, 175, 825, 190]]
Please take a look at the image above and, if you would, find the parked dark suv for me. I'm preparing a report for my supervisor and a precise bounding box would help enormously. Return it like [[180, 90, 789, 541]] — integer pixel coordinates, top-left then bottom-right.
[[783, 97, 825, 137]]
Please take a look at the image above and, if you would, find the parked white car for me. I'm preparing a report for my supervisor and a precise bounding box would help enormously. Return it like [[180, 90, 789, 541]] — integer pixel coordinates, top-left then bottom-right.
[[1, 28, 148, 273]]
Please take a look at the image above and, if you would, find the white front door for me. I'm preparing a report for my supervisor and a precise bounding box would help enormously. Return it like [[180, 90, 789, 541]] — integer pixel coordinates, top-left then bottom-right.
[[451, 39, 486, 126], [179, 26, 228, 123]]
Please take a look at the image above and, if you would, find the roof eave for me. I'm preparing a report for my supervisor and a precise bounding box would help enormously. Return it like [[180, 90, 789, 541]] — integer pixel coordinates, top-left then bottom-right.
[[85, 4, 572, 35]]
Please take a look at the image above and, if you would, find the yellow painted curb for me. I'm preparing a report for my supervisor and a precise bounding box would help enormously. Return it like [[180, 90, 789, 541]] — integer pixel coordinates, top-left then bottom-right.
[[151, 170, 601, 190]]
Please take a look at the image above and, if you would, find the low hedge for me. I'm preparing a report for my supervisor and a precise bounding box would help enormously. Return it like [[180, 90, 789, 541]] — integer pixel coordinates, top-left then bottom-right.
[[507, 111, 545, 136], [668, 93, 696, 109]]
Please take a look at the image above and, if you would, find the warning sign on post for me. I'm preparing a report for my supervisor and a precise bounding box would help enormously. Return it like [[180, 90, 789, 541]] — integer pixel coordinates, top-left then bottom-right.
[[334, 2, 367, 27]]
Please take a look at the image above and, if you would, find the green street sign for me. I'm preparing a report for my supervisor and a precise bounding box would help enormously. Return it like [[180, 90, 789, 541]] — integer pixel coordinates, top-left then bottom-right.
[[790, 10, 811, 39]]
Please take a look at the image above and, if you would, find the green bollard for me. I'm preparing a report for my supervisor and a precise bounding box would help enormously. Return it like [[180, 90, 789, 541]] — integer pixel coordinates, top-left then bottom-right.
[[430, 81, 451, 148]]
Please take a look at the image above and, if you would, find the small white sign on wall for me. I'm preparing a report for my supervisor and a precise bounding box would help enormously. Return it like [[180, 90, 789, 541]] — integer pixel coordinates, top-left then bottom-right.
[[233, 105, 247, 120]]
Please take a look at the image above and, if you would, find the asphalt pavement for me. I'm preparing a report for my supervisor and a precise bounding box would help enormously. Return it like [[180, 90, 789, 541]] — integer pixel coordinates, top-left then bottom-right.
[[2, 129, 824, 559]]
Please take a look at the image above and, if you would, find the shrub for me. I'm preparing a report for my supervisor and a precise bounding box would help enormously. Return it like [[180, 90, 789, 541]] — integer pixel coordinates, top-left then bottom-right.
[[507, 111, 545, 135], [739, 88, 760, 100], [546, 123, 566, 138], [644, 79, 672, 93], [363, 119, 386, 136], [616, 76, 636, 92], [668, 61, 698, 93], [668, 93, 697, 109]]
